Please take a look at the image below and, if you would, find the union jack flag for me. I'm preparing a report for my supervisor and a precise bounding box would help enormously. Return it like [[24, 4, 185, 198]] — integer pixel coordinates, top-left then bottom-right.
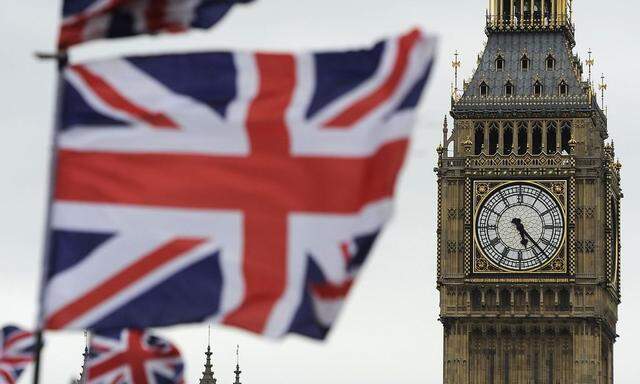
[[0, 326, 36, 384], [86, 329, 184, 384], [60, 0, 255, 49], [42, 29, 437, 339]]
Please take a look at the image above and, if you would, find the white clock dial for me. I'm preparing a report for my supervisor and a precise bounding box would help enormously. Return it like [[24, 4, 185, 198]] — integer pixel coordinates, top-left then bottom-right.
[[475, 182, 565, 271]]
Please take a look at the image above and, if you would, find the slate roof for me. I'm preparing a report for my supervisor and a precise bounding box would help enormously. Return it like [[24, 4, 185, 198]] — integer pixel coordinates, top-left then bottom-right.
[[451, 30, 606, 123]]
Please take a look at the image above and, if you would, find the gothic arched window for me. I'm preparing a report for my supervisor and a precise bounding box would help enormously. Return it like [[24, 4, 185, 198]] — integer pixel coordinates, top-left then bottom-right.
[[505, 80, 514, 96], [486, 289, 497, 309], [496, 55, 505, 71], [544, 0, 552, 22], [523, 0, 532, 21], [502, 0, 511, 22], [547, 121, 557, 153], [514, 289, 526, 311], [546, 54, 556, 70], [530, 289, 540, 311], [561, 121, 572, 153], [489, 123, 500, 155], [499, 289, 511, 311], [517, 122, 528, 154], [532, 122, 543, 154], [503, 122, 514, 155], [559, 80, 569, 95], [559, 289, 571, 311], [514, 1, 522, 24], [521, 54, 530, 71], [534, 80, 544, 96], [544, 289, 555, 310], [547, 351, 555, 383], [533, 0, 542, 21], [474, 122, 485, 155], [480, 81, 490, 97], [471, 289, 482, 310]]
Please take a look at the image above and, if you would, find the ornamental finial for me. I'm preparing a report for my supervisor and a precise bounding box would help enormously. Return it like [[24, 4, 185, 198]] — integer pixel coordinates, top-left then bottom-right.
[[452, 51, 461, 100], [586, 49, 595, 84], [599, 73, 608, 110], [199, 326, 217, 384]]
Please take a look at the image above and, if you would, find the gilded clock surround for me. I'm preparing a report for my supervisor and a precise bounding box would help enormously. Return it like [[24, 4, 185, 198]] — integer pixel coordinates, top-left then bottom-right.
[[472, 180, 569, 275], [435, 2, 622, 383]]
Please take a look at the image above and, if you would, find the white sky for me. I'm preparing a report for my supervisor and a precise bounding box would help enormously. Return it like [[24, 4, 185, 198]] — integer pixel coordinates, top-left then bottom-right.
[[0, 0, 639, 383]]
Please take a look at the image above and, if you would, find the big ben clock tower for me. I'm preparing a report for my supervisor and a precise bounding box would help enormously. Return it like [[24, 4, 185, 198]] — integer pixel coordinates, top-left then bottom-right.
[[436, 1, 622, 383]]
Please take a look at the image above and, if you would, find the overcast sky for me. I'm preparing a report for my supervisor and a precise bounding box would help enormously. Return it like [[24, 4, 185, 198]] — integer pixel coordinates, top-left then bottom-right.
[[1, 1, 639, 383]]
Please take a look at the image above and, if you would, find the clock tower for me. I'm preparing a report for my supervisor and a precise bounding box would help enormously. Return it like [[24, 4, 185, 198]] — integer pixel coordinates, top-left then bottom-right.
[[436, 1, 622, 383]]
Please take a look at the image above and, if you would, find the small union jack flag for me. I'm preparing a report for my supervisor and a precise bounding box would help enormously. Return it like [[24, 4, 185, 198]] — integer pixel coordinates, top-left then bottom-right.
[[86, 329, 184, 384], [59, 0, 256, 49], [0, 325, 36, 384]]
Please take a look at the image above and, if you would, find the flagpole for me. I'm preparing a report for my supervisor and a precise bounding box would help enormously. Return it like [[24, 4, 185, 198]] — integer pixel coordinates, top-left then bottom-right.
[[32, 50, 68, 384]]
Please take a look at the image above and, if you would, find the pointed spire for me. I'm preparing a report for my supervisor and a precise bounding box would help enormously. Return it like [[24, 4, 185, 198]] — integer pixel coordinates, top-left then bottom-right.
[[199, 326, 217, 384], [79, 345, 89, 384], [234, 345, 242, 384], [71, 332, 90, 384], [452, 51, 461, 100], [442, 115, 449, 149]]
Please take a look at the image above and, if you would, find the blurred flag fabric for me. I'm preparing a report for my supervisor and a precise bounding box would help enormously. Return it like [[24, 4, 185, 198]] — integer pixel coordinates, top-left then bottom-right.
[[85, 329, 184, 384], [41, 29, 437, 339], [0, 325, 36, 383], [59, 0, 256, 49]]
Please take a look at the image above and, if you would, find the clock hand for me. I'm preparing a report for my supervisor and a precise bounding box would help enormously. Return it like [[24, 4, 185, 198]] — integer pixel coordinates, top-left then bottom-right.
[[511, 218, 547, 257], [523, 230, 547, 257], [511, 218, 529, 246]]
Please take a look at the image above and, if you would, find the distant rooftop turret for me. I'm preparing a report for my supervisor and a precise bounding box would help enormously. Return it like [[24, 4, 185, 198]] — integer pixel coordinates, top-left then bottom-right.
[[233, 345, 242, 384], [70, 332, 89, 384], [198, 345, 218, 384]]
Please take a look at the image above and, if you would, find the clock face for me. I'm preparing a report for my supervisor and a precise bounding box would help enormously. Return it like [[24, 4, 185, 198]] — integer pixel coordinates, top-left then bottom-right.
[[475, 182, 565, 271]]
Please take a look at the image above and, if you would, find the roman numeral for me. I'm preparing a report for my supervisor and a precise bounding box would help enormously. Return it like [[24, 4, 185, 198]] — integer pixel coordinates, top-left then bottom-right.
[[490, 238, 501, 246], [533, 189, 542, 205], [544, 224, 561, 230], [531, 247, 546, 262], [499, 191, 510, 207], [517, 187, 524, 204], [540, 237, 552, 246]]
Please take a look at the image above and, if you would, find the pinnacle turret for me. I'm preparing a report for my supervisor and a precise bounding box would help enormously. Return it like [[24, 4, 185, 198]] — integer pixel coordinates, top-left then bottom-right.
[[70, 343, 89, 384], [233, 345, 242, 384], [198, 345, 217, 384]]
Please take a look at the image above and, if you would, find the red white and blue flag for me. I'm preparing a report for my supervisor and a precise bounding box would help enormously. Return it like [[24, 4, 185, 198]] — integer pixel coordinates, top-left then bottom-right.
[[0, 326, 36, 384], [60, 0, 255, 49], [42, 29, 437, 339], [86, 329, 184, 384]]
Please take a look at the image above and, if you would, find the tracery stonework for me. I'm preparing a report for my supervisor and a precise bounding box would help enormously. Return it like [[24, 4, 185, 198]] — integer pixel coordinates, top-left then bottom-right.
[[435, 1, 622, 383]]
